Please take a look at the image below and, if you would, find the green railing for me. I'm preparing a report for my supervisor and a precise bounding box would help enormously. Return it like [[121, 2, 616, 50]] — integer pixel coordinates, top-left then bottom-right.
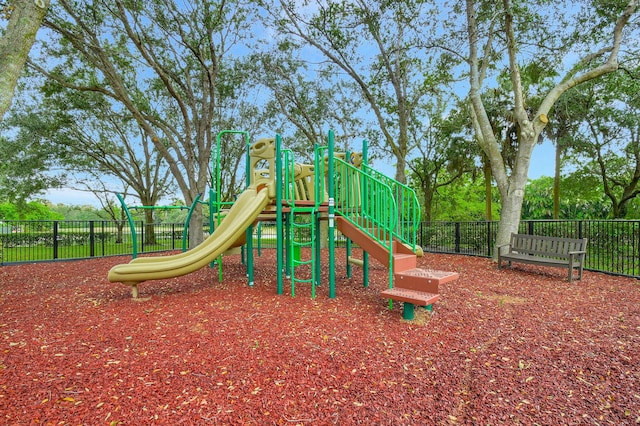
[[282, 149, 295, 204], [363, 164, 421, 253], [333, 157, 397, 265]]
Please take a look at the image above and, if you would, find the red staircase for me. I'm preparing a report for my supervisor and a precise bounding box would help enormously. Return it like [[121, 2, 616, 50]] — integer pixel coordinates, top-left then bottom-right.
[[337, 217, 458, 319]]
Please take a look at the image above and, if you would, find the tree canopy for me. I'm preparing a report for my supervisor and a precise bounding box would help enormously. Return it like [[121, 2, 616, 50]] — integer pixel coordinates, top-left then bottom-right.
[[464, 0, 637, 251], [0, 0, 638, 231]]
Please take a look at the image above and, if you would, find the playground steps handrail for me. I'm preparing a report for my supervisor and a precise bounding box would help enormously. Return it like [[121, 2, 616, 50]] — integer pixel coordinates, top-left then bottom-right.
[[362, 164, 421, 254], [333, 158, 397, 247], [333, 157, 397, 288]]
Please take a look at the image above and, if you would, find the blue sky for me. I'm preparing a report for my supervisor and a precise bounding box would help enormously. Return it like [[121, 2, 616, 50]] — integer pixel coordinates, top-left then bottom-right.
[[529, 140, 555, 179]]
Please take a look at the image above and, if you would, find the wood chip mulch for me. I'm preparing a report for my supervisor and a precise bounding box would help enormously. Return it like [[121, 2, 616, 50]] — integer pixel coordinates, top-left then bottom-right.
[[0, 250, 638, 425]]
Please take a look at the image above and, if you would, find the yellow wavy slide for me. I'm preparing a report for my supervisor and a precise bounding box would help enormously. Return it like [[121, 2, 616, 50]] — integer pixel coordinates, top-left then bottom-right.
[[107, 185, 271, 294]]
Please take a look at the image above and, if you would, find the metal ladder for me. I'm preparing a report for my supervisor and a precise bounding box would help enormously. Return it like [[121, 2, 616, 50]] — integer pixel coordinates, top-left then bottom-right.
[[289, 207, 316, 298]]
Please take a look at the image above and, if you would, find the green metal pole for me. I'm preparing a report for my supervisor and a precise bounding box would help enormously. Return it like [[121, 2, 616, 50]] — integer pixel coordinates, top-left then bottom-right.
[[362, 140, 369, 288], [345, 149, 352, 279], [256, 222, 262, 257], [116, 193, 138, 259], [209, 188, 217, 269], [315, 212, 322, 286], [346, 237, 352, 278], [245, 139, 254, 286], [311, 211, 316, 299], [328, 130, 336, 298], [276, 134, 284, 295], [285, 212, 291, 278], [182, 194, 202, 252], [314, 143, 322, 287]]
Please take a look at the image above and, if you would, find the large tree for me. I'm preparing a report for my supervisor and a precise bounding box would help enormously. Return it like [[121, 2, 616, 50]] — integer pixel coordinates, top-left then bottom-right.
[[0, 121, 62, 202], [252, 52, 365, 159], [465, 0, 638, 251], [407, 102, 480, 221], [262, 0, 455, 183], [15, 84, 176, 243], [0, 0, 49, 120], [568, 69, 640, 218], [30, 0, 258, 247]]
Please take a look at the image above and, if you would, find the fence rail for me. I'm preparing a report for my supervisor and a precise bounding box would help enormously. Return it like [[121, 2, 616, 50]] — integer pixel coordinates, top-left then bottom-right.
[[0, 219, 638, 279]]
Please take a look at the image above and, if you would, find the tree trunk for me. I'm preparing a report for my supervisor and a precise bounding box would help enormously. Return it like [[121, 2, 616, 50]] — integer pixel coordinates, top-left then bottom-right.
[[115, 222, 124, 244], [394, 154, 407, 184], [483, 160, 492, 221], [188, 204, 204, 249], [143, 209, 156, 245], [493, 124, 537, 249], [423, 188, 434, 222], [0, 0, 49, 120], [553, 142, 561, 219], [495, 181, 526, 246]]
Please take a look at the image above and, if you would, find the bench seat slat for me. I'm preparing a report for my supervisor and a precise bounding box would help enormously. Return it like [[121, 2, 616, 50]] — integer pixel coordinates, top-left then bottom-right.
[[500, 253, 571, 267]]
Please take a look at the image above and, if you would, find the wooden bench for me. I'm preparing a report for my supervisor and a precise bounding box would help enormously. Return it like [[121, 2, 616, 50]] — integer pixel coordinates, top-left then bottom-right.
[[381, 269, 459, 320], [497, 233, 588, 282]]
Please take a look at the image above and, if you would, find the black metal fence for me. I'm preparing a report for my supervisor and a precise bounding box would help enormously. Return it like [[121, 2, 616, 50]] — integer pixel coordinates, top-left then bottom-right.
[[419, 219, 640, 278], [0, 219, 638, 278], [0, 220, 186, 264]]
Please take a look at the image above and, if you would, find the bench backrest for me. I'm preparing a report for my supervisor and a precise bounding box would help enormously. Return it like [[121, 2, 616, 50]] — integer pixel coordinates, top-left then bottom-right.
[[510, 233, 587, 258]]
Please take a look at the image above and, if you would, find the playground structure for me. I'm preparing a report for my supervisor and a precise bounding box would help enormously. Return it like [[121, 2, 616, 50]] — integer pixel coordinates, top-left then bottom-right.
[[108, 130, 458, 319]]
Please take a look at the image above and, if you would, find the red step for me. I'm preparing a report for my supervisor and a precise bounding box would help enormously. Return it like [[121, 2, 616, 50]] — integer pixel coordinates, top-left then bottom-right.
[[393, 253, 417, 271], [393, 268, 459, 294], [382, 268, 459, 320], [336, 216, 460, 319], [380, 287, 439, 306]]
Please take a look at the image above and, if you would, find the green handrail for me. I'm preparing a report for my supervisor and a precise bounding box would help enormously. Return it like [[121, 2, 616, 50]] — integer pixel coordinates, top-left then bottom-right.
[[334, 158, 398, 242], [362, 164, 421, 253], [333, 157, 397, 288], [213, 130, 251, 283], [213, 130, 250, 223]]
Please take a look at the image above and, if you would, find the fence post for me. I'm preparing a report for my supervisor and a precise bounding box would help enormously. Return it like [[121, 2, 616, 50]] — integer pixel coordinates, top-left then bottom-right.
[[53, 221, 59, 260], [487, 221, 492, 257], [455, 222, 461, 253], [578, 220, 583, 240], [528, 221, 534, 235], [89, 221, 95, 257], [140, 220, 144, 253]]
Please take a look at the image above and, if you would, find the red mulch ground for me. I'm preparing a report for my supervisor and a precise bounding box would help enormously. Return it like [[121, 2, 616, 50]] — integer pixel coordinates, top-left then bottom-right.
[[0, 250, 638, 425]]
